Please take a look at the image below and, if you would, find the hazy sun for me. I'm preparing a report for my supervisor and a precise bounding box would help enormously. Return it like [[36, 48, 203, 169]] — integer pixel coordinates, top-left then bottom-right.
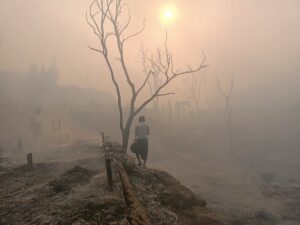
[[160, 4, 178, 25], [164, 9, 173, 19]]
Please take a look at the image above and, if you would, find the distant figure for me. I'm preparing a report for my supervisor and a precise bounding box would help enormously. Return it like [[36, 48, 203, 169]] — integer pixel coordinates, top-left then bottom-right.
[[134, 116, 150, 168]]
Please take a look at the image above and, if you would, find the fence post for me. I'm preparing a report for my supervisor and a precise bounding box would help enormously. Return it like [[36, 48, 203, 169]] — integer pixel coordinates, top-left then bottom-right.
[[105, 157, 113, 191], [27, 153, 33, 169], [102, 133, 113, 191]]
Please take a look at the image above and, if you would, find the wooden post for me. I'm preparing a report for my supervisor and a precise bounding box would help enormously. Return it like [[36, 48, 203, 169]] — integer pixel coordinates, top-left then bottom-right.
[[101, 132, 105, 147], [105, 157, 113, 191], [27, 153, 33, 169], [103, 133, 113, 191]]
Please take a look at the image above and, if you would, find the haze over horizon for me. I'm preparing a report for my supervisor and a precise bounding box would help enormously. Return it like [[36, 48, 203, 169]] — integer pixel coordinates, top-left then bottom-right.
[[0, 0, 300, 107]]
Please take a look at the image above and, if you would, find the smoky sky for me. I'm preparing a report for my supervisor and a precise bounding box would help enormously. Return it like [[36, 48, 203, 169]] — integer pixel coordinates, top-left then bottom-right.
[[0, 0, 299, 107]]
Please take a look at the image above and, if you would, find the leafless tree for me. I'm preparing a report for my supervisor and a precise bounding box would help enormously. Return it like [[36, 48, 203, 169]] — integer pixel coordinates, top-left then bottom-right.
[[180, 67, 209, 111], [86, 0, 207, 151], [216, 76, 235, 152]]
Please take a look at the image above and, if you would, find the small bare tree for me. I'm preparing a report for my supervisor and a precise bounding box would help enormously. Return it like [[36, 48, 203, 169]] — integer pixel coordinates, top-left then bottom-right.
[[216, 76, 235, 152], [180, 67, 209, 111], [87, 0, 207, 151]]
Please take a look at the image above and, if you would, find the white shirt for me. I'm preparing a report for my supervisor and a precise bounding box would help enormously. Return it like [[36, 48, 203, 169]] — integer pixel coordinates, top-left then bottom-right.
[[135, 122, 150, 139]]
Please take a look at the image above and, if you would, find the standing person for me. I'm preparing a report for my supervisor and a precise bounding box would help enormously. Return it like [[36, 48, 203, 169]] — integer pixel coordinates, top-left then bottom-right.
[[134, 116, 150, 168]]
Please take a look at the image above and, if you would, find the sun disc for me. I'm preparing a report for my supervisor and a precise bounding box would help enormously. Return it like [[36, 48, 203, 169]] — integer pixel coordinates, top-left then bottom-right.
[[164, 9, 173, 19], [160, 4, 178, 25]]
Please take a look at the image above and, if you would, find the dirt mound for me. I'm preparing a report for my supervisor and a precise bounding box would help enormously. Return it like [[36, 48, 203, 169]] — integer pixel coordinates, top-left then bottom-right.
[[127, 167, 221, 225], [68, 198, 126, 224], [0, 163, 58, 185], [0, 161, 127, 225], [0, 147, 223, 225], [24, 197, 127, 225], [48, 165, 95, 193]]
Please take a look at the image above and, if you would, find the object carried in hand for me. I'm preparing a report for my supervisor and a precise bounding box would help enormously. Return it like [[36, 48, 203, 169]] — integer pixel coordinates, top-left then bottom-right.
[[130, 140, 138, 153]]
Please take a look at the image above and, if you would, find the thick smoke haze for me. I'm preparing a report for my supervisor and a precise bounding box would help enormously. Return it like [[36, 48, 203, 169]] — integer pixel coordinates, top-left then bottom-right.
[[1, 1, 300, 224], [0, 0, 299, 107]]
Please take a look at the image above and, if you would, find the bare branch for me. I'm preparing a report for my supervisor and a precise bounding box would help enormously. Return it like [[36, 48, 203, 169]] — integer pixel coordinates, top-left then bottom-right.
[[86, 12, 102, 40], [122, 20, 146, 45], [88, 45, 104, 54], [119, 3, 131, 35], [136, 71, 153, 96], [149, 57, 166, 79], [134, 34, 208, 117], [156, 92, 175, 97], [89, 1, 103, 38], [172, 52, 208, 77]]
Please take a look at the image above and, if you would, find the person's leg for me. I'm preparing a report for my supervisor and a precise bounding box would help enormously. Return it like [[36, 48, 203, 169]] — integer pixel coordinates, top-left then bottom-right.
[[143, 139, 148, 168], [136, 153, 142, 166]]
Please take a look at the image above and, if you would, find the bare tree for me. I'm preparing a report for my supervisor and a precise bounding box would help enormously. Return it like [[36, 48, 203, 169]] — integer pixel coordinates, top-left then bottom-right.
[[216, 76, 235, 152], [86, 0, 207, 151], [180, 67, 209, 111]]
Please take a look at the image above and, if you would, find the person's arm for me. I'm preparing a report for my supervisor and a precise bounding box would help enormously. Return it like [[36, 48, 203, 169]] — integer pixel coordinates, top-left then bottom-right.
[[147, 125, 150, 135]]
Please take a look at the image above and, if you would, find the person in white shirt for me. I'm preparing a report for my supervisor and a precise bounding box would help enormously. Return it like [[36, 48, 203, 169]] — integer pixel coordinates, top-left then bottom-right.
[[134, 116, 150, 168]]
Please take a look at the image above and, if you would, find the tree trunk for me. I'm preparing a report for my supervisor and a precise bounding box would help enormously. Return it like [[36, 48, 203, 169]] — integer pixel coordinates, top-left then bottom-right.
[[122, 130, 130, 153], [122, 115, 135, 153]]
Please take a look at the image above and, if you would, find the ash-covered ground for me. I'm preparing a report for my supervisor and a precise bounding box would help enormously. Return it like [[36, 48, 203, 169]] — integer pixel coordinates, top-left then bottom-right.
[[1, 135, 300, 225], [0, 142, 222, 225], [150, 133, 300, 225]]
